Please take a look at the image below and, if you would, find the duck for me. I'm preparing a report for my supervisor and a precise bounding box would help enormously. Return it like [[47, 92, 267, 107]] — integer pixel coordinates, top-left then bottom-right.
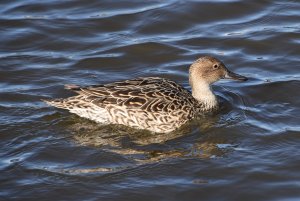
[[44, 56, 247, 133]]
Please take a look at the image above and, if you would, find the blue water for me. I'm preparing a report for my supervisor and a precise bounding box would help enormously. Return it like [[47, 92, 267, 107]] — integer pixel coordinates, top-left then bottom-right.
[[1, 0, 300, 200]]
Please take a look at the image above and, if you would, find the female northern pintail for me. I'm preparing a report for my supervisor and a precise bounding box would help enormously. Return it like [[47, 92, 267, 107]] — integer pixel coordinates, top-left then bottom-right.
[[45, 56, 247, 133]]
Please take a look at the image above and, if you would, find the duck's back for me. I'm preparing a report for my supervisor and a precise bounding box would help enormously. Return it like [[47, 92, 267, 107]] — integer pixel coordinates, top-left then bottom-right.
[[45, 77, 198, 133]]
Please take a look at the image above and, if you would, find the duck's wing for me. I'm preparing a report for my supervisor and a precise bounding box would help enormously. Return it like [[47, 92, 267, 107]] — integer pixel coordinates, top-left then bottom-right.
[[66, 77, 195, 113]]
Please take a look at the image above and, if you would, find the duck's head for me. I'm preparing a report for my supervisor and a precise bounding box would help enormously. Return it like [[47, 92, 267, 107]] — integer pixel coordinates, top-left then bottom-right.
[[189, 56, 248, 86]]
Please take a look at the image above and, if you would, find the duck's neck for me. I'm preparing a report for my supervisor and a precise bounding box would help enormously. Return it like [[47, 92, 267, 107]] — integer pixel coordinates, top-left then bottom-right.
[[191, 80, 218, 110]]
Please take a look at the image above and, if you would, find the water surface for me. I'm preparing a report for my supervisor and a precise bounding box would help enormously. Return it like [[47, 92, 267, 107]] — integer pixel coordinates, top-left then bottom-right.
[[1, 0, 300, 200]]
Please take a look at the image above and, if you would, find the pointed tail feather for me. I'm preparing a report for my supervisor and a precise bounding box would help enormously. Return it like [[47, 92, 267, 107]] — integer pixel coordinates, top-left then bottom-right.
[[42, 97, 110, 123], [43, 95, 92, 110], [64, 84, 81, 90], [42, 98, 69, 109]]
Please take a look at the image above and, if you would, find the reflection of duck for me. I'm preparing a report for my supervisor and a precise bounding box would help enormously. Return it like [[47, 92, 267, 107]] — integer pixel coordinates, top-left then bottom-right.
[[44, 56, 247, 133], [70, 113, 219, 146], [70, 117, 231, 164]]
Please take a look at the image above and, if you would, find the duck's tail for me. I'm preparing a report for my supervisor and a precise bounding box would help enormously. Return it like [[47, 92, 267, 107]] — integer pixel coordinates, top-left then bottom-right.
[[42, 98, 70, 110], [42, 84, 82, 109], [42, 96, 110, 123], [43, 95, 98, 110], [64, 84, 81, 90]]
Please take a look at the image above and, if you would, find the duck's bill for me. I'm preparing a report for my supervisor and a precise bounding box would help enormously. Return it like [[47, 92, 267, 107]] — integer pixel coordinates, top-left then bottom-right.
[[224, 70, 248, 81]]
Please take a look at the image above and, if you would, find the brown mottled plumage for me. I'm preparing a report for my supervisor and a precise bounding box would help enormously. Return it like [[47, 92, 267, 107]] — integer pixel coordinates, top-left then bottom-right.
[[44, 56, 247, 133]]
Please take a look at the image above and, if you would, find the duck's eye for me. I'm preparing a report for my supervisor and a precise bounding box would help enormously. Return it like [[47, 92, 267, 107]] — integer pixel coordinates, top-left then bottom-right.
[[213, 64, 219, 69]]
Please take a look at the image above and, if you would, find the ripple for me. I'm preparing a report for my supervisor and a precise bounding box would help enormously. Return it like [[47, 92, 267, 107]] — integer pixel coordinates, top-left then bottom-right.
[[1, 0, 300, 200]]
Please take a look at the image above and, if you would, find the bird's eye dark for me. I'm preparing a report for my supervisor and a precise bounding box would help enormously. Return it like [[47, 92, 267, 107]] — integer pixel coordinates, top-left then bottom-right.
[[213, 64, 219, 69]]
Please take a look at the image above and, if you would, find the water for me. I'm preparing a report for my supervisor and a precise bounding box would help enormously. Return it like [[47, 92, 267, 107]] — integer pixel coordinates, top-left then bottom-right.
[[1, 0, 300, 200]]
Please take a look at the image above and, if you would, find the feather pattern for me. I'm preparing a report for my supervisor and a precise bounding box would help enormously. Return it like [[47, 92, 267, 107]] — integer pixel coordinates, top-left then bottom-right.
[[45, 77, 212, 133]]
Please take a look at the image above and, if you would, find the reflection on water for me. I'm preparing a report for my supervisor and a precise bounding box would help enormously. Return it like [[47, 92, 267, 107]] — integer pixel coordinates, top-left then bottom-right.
[[55, 104, 242, 174], [1, 0, 300, 200]]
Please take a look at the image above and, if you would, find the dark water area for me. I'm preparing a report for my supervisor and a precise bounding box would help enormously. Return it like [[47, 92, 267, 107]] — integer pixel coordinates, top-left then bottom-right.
[[1, 0, 300, 200]]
